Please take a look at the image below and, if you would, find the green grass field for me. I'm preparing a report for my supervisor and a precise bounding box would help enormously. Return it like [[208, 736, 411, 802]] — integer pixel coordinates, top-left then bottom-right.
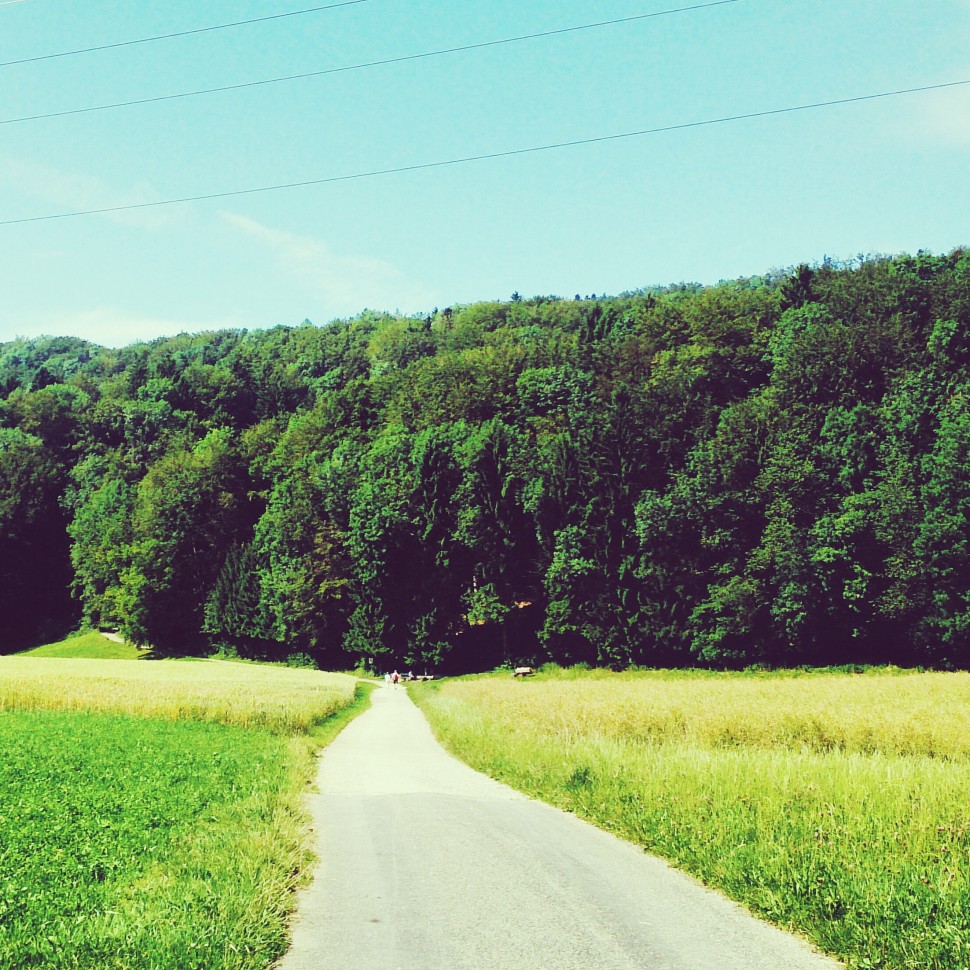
[[18, 630, 143, 660], [413, 668, 970, 970], [0, 644, 364, 970]]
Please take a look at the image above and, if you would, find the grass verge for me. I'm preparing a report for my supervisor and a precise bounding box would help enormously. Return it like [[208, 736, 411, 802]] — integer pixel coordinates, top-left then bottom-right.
[[412, 670, 970, 970], [0, 661, 371, 970]]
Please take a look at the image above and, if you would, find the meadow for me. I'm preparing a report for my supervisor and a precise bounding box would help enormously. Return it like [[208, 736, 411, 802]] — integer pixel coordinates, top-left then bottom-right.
[[19, 630, 143, 660], [0, 642, 362, 970], [413, 668, 970, 970], [0, 653, 354, 733]]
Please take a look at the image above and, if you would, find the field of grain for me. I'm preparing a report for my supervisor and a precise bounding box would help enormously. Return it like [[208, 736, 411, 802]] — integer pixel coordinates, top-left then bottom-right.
[[414, 669, 970, 970], [435, 667, 970, 757], [0, 653, 362, 970], [0, 656, 355, 733]]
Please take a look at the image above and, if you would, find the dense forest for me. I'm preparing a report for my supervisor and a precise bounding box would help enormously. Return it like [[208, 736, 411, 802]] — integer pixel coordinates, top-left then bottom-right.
[[2, 250, 969, 671]]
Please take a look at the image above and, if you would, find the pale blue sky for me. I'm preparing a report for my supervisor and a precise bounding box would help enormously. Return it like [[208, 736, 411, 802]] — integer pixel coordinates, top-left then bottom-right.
[[1, 0, 968, 346]]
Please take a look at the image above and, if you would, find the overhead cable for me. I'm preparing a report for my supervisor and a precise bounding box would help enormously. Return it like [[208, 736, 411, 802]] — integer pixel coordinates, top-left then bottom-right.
[[3, 77, 967, 227], [0, 1, 743, 126], [0, 0, 372, 68]]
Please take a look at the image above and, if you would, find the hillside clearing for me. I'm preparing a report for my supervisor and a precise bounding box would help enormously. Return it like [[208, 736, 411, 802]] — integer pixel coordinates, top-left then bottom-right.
[[17, 630, 143, 660]]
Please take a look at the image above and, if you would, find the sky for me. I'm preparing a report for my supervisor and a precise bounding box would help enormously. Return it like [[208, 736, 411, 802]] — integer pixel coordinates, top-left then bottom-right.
[[1, 0, 969, 347]]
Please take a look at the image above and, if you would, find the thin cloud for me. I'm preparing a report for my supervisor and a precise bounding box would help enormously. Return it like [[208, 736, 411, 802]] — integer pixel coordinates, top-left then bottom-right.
[[903, 2, 970, 147], [2, 306, 233, 348], [0, 156, 180, 230], [911, 84, 970, 146], [221, 212, 437, 318]]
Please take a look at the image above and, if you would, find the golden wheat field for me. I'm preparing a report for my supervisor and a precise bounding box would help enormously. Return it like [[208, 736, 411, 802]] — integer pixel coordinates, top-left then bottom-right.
[[0, 656, 357, 733], [440, 668, 970, 758]]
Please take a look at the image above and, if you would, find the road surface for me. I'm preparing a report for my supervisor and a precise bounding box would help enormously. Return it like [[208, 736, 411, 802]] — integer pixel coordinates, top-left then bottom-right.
[[277, 684, 843, 970]]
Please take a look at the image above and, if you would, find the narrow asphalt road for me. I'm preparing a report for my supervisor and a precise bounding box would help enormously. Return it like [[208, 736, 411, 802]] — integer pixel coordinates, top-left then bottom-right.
[[277, 685, 844, 970]]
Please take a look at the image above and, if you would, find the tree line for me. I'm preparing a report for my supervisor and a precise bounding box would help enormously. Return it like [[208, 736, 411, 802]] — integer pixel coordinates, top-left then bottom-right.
[[2, 250, 968, 671]]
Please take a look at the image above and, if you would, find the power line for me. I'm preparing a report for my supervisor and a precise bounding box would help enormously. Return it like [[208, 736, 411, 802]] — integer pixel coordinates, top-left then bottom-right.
[[0, 0, 373, 68], [0, 1, 743, 127], [3, 77, 967, 228]]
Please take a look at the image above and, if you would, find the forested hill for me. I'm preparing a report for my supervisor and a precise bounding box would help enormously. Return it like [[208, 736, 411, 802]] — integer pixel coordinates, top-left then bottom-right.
[[2, 251, 969, 670]]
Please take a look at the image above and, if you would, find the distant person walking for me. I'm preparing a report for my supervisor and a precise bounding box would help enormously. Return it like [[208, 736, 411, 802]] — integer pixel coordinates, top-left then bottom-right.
[[384, 672, 391, 687], [391, 670, 400, 687]]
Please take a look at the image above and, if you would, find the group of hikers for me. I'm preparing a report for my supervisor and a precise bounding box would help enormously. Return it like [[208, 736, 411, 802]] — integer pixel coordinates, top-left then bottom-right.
[[382, 670, 431, 686]]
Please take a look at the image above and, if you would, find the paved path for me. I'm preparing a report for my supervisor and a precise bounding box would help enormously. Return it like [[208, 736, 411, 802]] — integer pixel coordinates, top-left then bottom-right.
[[278, 685, 843, 970]]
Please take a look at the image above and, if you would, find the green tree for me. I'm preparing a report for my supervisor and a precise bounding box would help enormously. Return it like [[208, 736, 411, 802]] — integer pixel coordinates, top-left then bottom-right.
[[118, 430, 249, 654], [0, 428, 77, 647], [66, 456, 134, 629]]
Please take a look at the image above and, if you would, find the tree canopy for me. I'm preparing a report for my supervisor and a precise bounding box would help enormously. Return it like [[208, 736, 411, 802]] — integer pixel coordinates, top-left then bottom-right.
[[3, 251, 969, 670]]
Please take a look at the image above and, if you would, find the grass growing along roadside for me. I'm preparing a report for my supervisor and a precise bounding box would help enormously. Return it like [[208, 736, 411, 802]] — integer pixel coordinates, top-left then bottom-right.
[[0, 711, 293, 969], [0, 659, 369, 970], [412, 670, 970, 970]]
